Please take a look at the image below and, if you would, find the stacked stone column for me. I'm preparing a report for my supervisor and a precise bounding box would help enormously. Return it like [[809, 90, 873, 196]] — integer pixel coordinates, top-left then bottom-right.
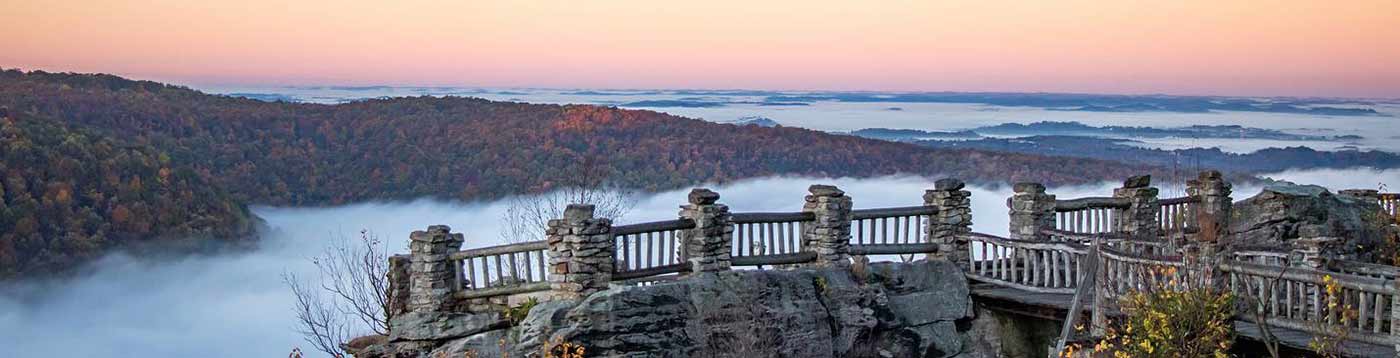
[[407, 225, 464, 313], [803, 185, 853, 267], [1008, 182, 1056, 241], [386, 254, 411, 319], [1112, 175, 1160, 240], [678, 188, 734, 273], [546, 204, 614, 298], [925, 178, 972, 265], [1186, 170, 1233, 244]]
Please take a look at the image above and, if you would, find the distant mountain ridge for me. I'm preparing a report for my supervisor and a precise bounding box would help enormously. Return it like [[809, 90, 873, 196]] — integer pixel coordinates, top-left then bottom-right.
[[0, 70, 1157, 205], [0, 69, 1167, 276]]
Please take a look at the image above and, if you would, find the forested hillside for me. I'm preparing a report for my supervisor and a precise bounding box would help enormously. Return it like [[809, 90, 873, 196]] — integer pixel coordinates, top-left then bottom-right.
[[0, 70, 1156, 207], [0, 111, 258, 278]]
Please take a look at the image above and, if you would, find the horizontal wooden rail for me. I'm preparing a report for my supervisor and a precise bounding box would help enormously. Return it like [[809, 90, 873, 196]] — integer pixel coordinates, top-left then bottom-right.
[[450, 240, 548, 260], [1222, 261, 1396, 294], [732, 251, 818, 266], [1158, 196, 1200, 205], [850, 205, 938, 220], [731, 211, 814, 223], [1054, 197, 1129, 211], [1330, 260, 1400, 280], [455, 282, 550, 300], [613, 219, 695, 236], [849, 243, 939, 255], [612, 262, 689, 281]]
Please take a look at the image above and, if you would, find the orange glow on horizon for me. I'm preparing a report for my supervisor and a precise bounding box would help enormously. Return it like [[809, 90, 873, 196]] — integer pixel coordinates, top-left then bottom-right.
[[2, 0, 1398, 98]]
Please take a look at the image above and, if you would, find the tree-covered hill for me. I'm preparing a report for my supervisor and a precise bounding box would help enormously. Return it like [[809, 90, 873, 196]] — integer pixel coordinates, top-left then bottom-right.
[[0, 111, 259, 278], [0, 69, 1156, 207]]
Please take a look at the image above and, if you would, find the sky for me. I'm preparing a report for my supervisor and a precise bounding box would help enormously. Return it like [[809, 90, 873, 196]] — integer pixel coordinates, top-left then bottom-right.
[[3, 0, 1399, 98]]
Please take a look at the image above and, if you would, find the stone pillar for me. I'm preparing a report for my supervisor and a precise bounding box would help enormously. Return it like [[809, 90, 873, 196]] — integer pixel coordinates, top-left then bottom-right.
[[407, 225, 464, 313], [678, 188, 733, 273], [1113, 175, 1160, 240], [803, 185, 853, 267], [546, 204, 614, 298], [1187, 170, 1233, 244], [925, 178, 972, 265], [387, 254, 411, 319], [1008, 182, 1056, 241]]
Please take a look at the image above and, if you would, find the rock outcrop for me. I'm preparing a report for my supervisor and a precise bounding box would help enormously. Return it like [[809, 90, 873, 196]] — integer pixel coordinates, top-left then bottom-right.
[[360, 260, 984, 358], [1228, 182, 1391, 262]]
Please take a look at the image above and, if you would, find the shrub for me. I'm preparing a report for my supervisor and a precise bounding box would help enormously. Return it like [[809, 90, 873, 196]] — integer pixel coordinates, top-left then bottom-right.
[[1091, 266, 1234, 358]]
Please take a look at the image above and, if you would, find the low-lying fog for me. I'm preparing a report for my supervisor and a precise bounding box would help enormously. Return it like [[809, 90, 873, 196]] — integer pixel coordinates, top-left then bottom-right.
[[2, 168, 1396, 357]]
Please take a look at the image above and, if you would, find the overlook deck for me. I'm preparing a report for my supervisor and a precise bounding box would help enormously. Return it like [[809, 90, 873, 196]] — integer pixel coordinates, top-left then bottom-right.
[[385, 171, 1400, 357]]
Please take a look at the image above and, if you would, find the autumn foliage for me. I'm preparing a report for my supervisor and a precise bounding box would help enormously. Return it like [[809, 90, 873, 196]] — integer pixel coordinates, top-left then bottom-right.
[[0, 69, 1156, 276]]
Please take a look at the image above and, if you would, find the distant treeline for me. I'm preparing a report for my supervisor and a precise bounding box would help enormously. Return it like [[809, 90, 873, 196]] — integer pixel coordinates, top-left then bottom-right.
[[0, 69, 1163, 277]]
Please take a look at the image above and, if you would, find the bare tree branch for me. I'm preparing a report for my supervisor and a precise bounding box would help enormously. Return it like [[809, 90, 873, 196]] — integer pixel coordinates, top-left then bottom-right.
[[285, 230, 391, 357], [500, 158, 636, 244]]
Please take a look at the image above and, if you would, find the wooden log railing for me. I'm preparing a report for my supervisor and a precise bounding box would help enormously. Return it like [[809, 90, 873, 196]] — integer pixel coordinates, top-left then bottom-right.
[[731, 212, 812, 259], [1222, 261, 1400, 347], [1329, 260, 1400, 281], [850, 205, 941, 255], [612, 219, 695, 280], [1053, 197, 1127, 234], [1158, 196, 1200, 233], [1380, 193, 1399, 218], [1044, 229, 1174, 257], [1231, 250, 1290, 267], [449, 240, 551, 299], [448, 204, 953, 298], [963, 232, 1090, 294]]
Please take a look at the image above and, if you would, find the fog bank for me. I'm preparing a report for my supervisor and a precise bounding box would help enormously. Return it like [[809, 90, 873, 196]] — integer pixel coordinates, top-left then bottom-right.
[[1, 168, 1395, 357]]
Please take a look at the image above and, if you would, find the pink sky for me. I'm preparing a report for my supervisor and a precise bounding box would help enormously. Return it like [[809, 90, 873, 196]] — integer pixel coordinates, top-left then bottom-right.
[[3, 0, 1398, 98]]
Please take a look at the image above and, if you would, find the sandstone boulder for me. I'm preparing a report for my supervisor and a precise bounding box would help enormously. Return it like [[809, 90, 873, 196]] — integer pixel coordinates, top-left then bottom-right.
[[1228, 182, 1389, 262]]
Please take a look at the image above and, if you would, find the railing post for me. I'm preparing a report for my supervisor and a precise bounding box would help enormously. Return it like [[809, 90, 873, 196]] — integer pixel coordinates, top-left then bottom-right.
[[1392, 284, 1400, 357], [1187, 170, 1233, 243], [1113, 175, 1159, 240], [1009, 182, 1055, 241], [407, 225, 464, 313], [546, 204, 614, 298], [925, 178, 971, 265], [678, 188, 733, 273], [1091, 248, 1108, 337], [803, 184, 853, 267]]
